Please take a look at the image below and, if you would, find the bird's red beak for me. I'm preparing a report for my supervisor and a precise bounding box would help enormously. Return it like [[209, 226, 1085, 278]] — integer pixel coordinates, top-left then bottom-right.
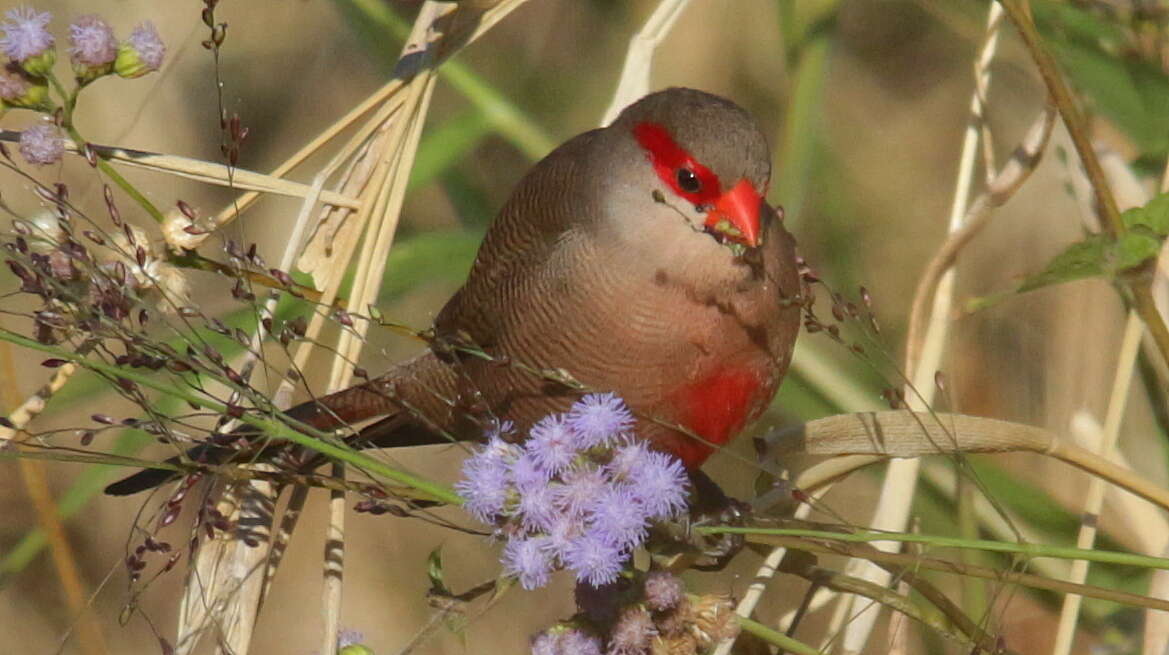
[[703, 178, 764, 248]]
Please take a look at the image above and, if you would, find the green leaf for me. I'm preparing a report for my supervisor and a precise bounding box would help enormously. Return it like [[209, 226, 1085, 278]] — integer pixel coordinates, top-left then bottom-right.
[[427, 546, 448, 594], [967, 228, 1162, 313], [1035, 1, 1169, 156], [1114, 231, 1162, 270], [1121, 191, 1169, 235], [1016, 234, 1108, 294], [1032, 1, 1126, 45]]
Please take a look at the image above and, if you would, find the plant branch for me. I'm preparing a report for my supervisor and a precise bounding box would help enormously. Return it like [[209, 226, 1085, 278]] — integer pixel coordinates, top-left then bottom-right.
[[999, 0, 1169, 367]]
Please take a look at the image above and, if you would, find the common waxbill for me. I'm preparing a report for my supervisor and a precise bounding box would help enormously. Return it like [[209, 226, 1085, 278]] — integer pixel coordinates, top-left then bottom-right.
[[105, 87, 802, 496]]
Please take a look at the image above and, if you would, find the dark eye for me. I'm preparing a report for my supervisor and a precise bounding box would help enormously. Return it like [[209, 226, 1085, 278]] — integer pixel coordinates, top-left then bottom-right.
[[675, 168, 701, 193]]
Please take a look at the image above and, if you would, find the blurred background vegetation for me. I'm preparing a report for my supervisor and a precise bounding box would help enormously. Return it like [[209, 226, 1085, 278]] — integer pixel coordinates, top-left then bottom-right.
[[2, 1, 1168, 653]]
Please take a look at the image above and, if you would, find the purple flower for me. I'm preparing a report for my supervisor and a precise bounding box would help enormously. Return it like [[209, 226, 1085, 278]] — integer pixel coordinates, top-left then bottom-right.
[[563, 532, 626, 586], [19, 123, 63, 166], [68, 15, 116, 70], [517, 478, 559, 532], [643, 571, 685, 611], [606, 438, 653, 483], [559, 629, 603, 655], [512, 452, 551, 491], [503, 536, 554, 590], [0, 64, 28, 100], [487, 419, 516, 440], [0, 7, 54, 64], [0, 61, 46, 108], [115, 21, 164, 79], [626, 451, 689, 520], [566, 393, 634, 448], [337, 629, 364, 648], [586, 486, 649, 550], [455, 440, 515, 523], [526, 414, 579, 474], [546, 514, 583, 561], [531, 628, 602, 655], [607, 607, 657, 655], [555, 466, 610, 517]]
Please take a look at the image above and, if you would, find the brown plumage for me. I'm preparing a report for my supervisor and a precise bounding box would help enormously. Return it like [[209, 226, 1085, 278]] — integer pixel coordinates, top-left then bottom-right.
[[105, 87, 802, 496]]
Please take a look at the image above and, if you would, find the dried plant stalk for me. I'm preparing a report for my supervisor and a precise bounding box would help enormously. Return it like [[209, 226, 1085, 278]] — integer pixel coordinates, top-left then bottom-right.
[[757, 411, 1169, 513], [839, 5, 1016, 650], [161, 3, 534, 654], [599, 0, 692, 126]]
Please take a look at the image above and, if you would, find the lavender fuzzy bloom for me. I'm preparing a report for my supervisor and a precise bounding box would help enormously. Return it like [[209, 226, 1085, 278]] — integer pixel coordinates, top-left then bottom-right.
[[516, 478, 559, 533], [459, 394, 688, 593], [526, 414, 579, 474], [626, 451, 689, 520], [503, 536, 554, 590], [512, 451, 551, 491], [566, 393, 633, 448], [531, 628, 602, 655], [607, 607, 657, 655], [1, 7, 54, 68], [336, 629, 366, 650], [19, 123, 63, 165], [555, 466, 609, 517], [68, 14, 115, 80], [454, 436, 517, 523], [559, 629, 603, 655], [606, 438, 653, 483], [115, 21, 163, 79], [1, 60, 47, 109], [643, 571, 685, 611], [563, 532, 626, 586], [546, 514, 583, 561], [586, 485, 649, 550], [0, 64, 28, 100]]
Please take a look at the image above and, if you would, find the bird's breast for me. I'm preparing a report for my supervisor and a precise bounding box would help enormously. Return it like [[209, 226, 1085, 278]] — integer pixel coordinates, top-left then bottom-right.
[[665, 363, 772, 468]]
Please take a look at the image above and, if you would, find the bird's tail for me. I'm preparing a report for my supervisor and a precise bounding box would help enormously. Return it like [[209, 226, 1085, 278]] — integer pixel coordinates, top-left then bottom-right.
[[103, 351, 459, 496]]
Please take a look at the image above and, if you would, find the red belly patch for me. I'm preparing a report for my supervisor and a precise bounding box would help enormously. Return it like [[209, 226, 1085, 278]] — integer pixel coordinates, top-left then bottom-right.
[[671, 366, 765, 468]]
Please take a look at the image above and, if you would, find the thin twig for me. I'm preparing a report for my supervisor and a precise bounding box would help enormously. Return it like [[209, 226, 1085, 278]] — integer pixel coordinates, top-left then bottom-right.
[[904, 103, 1056, 369], [761, 534, 1169, 612], [842, 5, 1011, 650]]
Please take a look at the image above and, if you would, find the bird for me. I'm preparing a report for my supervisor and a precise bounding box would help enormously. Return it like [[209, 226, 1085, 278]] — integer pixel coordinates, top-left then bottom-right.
[[105, 87, 803, 497]]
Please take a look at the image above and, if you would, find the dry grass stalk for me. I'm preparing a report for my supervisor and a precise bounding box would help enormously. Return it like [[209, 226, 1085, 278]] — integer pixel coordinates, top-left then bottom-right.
[[839, 5, 1010, 650], [1050, 152, 1155, 654], [156, 2, 535, 653], [0, 130, 361, 209], [174, 479, 275, 655], [757, 411, 1169, 512], [599, 0, 693, 126], [1142, 159, 1169, 655]]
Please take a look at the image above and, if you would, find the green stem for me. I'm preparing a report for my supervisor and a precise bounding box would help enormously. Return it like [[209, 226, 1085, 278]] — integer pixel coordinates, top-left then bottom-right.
[[736, 616, 822, 655], [46, 72, 167, 224], [697, 526, 1169, 570], [0, 327, 462, 505]]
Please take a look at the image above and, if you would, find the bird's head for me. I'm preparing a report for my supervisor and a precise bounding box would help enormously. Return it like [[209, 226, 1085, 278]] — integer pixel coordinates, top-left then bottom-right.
[[600, 87, 772, 255]]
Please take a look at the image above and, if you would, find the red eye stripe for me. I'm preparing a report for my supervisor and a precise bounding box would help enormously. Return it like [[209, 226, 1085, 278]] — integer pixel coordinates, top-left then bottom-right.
[[633, 122, 722, 206]]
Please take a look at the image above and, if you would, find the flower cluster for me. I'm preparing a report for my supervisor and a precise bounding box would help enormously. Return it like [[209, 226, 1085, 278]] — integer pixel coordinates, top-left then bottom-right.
[[1, 7, 165, 83], [456, 393, 690, 589], [1, 7, 166, 165], [18, 122, 62, 165], [530, 571, 739, 655]]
